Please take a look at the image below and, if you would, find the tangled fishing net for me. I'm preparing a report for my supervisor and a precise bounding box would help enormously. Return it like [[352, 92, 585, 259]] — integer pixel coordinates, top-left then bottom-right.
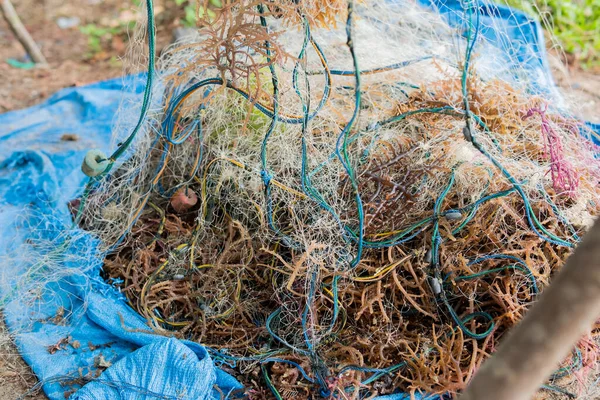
[[11, 0, 600, 398]]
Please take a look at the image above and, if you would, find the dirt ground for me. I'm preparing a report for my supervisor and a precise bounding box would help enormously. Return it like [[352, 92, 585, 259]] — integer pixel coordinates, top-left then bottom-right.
[[0, 0, 179, 114], [0, 1, 599, 399]]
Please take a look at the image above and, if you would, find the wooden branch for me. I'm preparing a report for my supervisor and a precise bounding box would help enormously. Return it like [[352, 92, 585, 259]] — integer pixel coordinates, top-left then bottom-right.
[[459, 217, 600, 400], [1, 0, 47, 65]]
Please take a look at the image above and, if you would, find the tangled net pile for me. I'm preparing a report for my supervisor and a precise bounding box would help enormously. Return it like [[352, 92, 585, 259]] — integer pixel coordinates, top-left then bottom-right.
[[74, 0, 600, 398]]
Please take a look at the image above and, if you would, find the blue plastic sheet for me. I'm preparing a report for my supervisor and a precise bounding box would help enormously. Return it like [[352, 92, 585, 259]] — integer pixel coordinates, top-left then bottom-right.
[[0, 2, 598, 400]]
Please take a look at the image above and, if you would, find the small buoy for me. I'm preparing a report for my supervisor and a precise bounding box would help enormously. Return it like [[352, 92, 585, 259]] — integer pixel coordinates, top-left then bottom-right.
[[462, 125, 472, 142], [171, 187, 198, 213], [81, 149, 109, 177], [445, 210, 463, 220], [425, 248, 432, 264], [428, 276, 442, 295]]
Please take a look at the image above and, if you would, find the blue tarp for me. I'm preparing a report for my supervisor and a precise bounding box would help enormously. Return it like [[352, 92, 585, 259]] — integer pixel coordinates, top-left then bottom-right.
[[0, 2, 597, 399]]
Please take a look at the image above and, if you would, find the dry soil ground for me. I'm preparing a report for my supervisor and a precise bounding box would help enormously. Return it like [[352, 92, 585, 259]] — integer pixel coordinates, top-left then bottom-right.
[[0, 1, 599, 399]]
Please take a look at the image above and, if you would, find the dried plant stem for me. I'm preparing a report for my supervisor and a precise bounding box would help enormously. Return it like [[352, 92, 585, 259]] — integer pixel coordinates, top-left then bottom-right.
[[1, 0, 47, 65]]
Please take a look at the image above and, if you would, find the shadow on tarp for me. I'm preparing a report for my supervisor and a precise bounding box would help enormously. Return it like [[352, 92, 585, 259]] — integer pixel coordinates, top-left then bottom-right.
[[0, 3, 598, 400]]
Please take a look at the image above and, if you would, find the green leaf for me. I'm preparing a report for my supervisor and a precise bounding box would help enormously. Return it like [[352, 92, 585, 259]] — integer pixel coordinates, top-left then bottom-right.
[[184, 5, 197, 27]]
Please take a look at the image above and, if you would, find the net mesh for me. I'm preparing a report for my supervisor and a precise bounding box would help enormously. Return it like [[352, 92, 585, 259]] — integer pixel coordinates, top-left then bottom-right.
[[4, 0, 600, 399]]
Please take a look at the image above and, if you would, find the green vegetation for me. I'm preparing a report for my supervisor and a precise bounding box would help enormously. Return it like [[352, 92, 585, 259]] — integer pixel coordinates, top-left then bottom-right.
[[174, 0, 198, 28], [506, 0, 600, 69], [173, 0, 224, 26], [79, 24, 126, 56]]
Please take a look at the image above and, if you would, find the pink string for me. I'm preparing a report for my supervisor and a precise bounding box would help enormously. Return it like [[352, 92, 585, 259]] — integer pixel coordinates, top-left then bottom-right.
[[524, 106, 579, 196], [573, 335, 599, 395]]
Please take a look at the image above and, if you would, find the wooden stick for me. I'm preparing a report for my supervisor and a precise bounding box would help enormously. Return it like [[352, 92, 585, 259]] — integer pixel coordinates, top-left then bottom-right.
[[1, 0, 47, 65], [459, 218, 600, 400]]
